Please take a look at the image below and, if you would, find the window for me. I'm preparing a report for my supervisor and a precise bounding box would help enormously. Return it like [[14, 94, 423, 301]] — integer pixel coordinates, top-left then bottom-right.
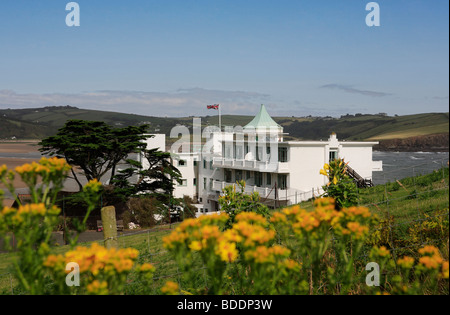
[[255, 172, 263, 187], [179, 179, 187, 187], [203, 178, 207, 189], [278, 147, 288, 162], [225, 170, 232, 183], [246, 171, 252, 180], [329, 151, 338, 162], [266, 173, 272, 186], [277, 174, 287, 190], [178, 159, 186, 167], [235, 145, 243, 159], [193, 178, 197, 186], [209, 160, 213, 169], [236, 170, 243, 181], [203, 159, 207, 169]]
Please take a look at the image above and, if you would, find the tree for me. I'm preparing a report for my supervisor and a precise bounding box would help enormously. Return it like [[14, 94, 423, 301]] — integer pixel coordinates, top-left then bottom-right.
[[137, 149, 182, 197], [39, 120, 149, 191]]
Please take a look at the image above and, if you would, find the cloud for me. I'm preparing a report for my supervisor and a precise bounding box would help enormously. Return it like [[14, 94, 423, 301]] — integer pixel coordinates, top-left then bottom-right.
[[320, 84, 392, 97], [432, 96, 449, 100], [0, 88, 271, 117]]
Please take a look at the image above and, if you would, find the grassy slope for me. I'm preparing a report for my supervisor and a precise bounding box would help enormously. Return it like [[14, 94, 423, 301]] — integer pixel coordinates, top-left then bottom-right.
[[0, 107, 448, 141], [1, 167, 448, 294]]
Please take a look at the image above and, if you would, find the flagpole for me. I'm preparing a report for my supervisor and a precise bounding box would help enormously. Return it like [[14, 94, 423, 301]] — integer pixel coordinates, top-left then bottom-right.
[[219, 104, 222, 132]]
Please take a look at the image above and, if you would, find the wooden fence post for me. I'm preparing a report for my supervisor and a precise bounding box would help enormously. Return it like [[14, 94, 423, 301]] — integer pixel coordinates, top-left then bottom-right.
[[101, 206, 118, 249]]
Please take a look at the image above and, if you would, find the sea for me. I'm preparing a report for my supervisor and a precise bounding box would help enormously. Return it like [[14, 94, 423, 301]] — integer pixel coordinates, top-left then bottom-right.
[[372, 151, 449, 185]]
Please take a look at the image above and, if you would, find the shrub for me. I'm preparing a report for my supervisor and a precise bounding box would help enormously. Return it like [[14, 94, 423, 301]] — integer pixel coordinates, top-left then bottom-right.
[[218, 180, 271, 230], [319, 159, 358, 209]]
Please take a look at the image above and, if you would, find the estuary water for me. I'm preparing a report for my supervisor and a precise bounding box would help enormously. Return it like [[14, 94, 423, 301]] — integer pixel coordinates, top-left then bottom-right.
[[372, 151, 449, 185], [0, 150, 448, 187]]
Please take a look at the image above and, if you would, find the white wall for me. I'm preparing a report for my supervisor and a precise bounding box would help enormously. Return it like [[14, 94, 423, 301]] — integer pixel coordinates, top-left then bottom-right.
[[172, 153, 198, 200], [288, 144, 328, 194], [339, 144, 377, 180]]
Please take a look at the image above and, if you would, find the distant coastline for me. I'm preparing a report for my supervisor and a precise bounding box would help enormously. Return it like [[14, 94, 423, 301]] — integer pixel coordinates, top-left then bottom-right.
[[373, 133, 449, 153]]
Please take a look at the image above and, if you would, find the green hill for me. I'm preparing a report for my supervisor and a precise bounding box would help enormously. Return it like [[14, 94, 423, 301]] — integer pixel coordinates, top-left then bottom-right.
[[0, 107, 448, 149]]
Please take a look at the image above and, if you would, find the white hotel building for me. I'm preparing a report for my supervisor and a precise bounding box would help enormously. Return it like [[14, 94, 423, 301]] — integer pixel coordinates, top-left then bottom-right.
[[146, 105, 383, 213]]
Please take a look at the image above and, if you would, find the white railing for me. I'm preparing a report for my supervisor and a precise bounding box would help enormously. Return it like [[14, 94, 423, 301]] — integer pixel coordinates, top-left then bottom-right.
[[372, 160, 383, 172], [212, 157, 289, 173], [211, 181, 321, 205]]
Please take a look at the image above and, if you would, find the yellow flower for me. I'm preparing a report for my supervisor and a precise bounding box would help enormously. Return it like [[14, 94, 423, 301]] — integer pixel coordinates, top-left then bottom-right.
[[280, 259, 302, 272], [189, 241, 202, 251], [139, 263, 155, 273], [332, 176, 338, 185], [235, 212, 268, 226], [282, 205, 302, 217], [441, 261, 449, 279], [269, 245, 291, 258], [87, 280, 108, 295], [245, 246, 273, 264], [418, 245, 441, 257], [161, 281, 179, 295], [270, 212, 287, 224], [0, 164, 8, 177], [216, 241, 238, 263], [346, 222, 369, 239], [417, 245, 444, 271], [1, 206, 16, 216], [83, 178, 102, 192], [397, 256, 415, 269], [376, 246, 390, 257], [200, 225, 221, 241], [419, 256, 441, 269], [222, 229, 243, 243]]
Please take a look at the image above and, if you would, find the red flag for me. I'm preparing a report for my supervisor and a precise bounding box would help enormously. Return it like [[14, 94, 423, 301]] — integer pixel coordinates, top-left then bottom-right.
[[207, 104, 219, 110]]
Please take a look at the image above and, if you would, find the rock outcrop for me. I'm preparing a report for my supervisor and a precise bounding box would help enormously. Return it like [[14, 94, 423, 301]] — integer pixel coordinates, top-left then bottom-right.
[[374, 133, 449, 152]]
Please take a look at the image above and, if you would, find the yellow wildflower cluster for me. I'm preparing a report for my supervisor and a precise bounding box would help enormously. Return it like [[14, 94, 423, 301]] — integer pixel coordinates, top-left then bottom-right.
[[319, 161, 344, 185], [83, 178, 102, 192], [44, 243, 140, 275], [161, 281, 180, 295], [0, 203, 60, 226], [44, 243, 153, 294], [14, 157, 71, 182], [232, 221, 276, 247], [331, 206, 376, 240], [417, 246, 447, 275], [86, 280, 108, 295], [271, 198, 343, 238], [244, 245, 291, 264], [395, 246, 448, 280], [0, 164, 9, 177], [397, 256, 415, 269], [163, 213, 239, 263]]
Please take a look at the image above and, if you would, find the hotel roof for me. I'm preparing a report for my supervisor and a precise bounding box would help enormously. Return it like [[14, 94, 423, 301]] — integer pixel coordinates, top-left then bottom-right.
[[244, 104, 282, 131]]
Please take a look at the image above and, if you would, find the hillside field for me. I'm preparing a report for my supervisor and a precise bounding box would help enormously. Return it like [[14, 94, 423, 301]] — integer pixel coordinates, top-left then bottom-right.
[[1, 107, 448, 151]]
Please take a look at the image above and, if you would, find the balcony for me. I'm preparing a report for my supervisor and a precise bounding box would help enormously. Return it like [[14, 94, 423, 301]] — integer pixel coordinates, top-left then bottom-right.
[[212, 157, 289, 173], [211, 180, 317, 204], [372, 160, 383, 172]]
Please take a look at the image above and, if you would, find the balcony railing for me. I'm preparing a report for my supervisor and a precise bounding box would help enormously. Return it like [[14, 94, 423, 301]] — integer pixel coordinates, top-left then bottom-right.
[[211, 181, 318, 204], [212, 157, 289, 173]]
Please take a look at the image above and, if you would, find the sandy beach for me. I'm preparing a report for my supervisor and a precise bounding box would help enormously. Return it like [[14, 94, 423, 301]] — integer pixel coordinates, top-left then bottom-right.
[[0, 141, 42, 206]]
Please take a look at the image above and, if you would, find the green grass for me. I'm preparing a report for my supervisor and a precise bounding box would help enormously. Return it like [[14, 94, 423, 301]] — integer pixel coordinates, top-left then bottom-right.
[[1, 168, 448, 294]]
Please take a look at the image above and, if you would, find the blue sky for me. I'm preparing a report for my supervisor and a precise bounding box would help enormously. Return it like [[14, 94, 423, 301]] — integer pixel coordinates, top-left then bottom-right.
[[0, 0, 448, 117]]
